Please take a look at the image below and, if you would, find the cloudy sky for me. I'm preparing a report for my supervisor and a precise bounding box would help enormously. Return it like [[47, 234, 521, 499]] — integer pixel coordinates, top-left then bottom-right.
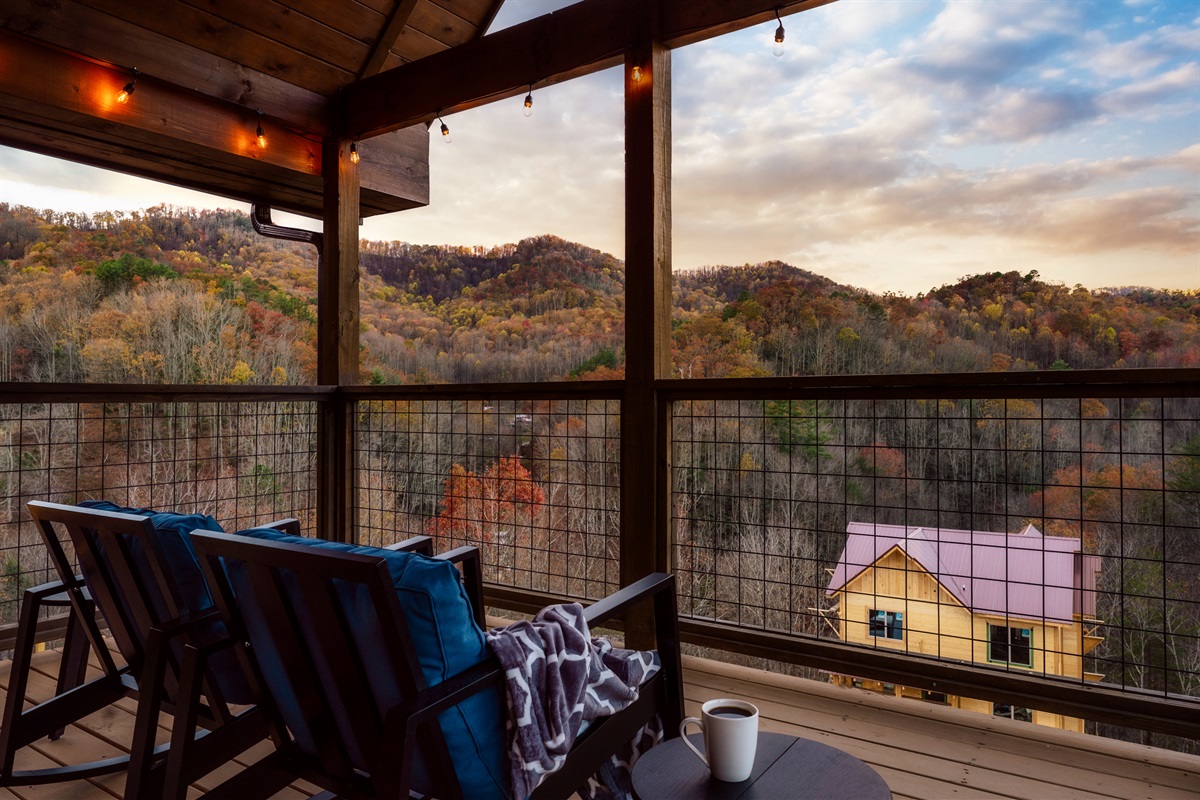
[[1, 0, 1197, 295]]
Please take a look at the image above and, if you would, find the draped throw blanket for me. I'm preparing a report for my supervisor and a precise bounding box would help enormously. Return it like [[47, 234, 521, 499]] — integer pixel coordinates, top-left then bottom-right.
[[485, 603, 662, 800]]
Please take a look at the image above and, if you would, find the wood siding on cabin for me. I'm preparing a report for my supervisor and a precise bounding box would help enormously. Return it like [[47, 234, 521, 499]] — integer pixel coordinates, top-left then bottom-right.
[[835, 548, 1089, 732]]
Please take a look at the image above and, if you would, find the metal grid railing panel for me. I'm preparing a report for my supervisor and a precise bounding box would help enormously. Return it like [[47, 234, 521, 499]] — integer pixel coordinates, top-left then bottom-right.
[[670, 390, 1200, 711], [0, 398, 319, 625], [354, 395, 621, 600]]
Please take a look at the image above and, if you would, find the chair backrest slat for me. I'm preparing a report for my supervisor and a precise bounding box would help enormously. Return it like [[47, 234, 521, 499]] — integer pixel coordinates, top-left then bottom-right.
[[241, 560, 356, 781], [292, 572, 384, 748]]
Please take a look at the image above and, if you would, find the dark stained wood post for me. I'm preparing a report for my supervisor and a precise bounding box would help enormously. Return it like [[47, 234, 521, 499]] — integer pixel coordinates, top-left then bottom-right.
[[622, 35, 672, 646], [318, 138, 360, 542]]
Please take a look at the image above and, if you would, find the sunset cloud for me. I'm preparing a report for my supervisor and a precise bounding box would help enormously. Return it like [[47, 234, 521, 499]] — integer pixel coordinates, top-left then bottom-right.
[[1, 0, 1196, 295]]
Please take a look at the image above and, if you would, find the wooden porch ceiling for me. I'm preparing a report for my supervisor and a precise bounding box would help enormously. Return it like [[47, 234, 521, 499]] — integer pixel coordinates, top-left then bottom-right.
[[0, 0, 832, 219], [0, 0, 510, 217]]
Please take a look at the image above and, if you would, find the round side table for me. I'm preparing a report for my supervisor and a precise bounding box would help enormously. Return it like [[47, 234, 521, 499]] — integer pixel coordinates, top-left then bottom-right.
[[631, 731, 892, 800]]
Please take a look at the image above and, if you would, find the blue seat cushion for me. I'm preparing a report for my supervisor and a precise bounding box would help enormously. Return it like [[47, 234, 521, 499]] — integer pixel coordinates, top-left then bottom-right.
[[230, 528, 509, 800], [77, 500, 252, 703]]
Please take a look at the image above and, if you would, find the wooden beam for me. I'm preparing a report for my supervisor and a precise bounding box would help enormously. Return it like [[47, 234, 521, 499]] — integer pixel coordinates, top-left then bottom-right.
[[0, 29, 428, 217], [317, 138, 360, 542], [359, 0, 420, 78], [342, 0, 836, 138], [319, 138, 361, 388], [621, 39, 672, 609]]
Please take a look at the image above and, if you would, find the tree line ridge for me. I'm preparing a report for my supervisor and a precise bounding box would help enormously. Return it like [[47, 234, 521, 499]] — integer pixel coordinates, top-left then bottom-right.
[[1, 203, 1196, 385]]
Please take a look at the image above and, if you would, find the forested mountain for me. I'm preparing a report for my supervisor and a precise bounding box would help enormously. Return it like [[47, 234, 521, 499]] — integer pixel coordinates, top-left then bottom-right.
[[1, 203, 1196, 385]]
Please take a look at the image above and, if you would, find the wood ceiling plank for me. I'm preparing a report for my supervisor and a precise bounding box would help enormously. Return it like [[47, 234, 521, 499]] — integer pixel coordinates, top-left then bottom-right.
[[354, 0, 396, 16], [427, 0, 496, 27], [360, 0, 420, 79], [0, 0, 329, 132], [72, 0, 352, 96], [270, 0, 387, 45], [173, 0, 373, 74], [344, 0, 835, 138], [407, 1, 479, 49], [386, 24, 451, 67]]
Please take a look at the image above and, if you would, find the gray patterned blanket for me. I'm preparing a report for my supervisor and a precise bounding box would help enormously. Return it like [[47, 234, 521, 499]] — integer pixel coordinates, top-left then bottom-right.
[[485, 603, 662, 800]]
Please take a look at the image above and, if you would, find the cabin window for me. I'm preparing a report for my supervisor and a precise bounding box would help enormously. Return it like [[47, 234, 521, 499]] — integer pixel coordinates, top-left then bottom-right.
[[869, 609, 903, 640], [993, 703, 1033, 722], [988, 624, 1033, 667]]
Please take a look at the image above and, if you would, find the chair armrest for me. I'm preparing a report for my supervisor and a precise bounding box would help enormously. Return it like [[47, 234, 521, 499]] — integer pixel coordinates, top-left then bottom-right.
[[584, 573, 684, 735], [148, 608, 223, 640], [384, 535, 434, 556], [24, 577, 78, 604], [583, 573, 674, 628], [259, 518, 301, 536], [387, 657, 505, 731], [435, 547, 485, 630]]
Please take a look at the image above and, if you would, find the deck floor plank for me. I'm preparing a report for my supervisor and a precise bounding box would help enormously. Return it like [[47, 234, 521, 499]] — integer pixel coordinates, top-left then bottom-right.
[[684, 657, 1198, 799], [1, 646, 1196, 799]]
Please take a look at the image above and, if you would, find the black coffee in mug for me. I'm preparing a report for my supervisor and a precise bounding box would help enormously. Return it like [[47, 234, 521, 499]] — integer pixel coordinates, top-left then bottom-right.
[[709, 706, 754, 718]]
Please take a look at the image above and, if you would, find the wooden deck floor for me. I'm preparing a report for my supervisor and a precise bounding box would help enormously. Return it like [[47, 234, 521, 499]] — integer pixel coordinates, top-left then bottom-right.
[[0, 648, 1196, 799]]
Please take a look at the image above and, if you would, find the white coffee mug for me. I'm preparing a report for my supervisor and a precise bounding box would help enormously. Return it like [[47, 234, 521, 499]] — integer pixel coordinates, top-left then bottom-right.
[[679, 698, 759, 782]]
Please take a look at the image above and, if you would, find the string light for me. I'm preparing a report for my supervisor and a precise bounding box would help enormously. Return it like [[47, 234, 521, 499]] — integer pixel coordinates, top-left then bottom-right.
[[116, 67, 138, 104], [255, 110, 267, 149], [349, 141, 360, 164], [523, 84, 533, 117], [438, 114, 452, 144], [773, 9, 785, 57], [631, 65, 643, 82]]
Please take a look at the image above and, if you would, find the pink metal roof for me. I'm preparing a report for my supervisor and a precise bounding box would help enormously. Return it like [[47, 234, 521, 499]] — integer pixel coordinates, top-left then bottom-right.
[[826, 522, 1101, 623]]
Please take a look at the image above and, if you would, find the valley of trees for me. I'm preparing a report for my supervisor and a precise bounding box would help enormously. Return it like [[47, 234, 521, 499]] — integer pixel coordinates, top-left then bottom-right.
[[1, 204, 1195, 386], [1, 204, 1197, 750]]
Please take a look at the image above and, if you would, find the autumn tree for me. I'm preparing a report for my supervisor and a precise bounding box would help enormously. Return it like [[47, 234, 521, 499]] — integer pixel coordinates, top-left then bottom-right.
[[425, 456, 546, 547]]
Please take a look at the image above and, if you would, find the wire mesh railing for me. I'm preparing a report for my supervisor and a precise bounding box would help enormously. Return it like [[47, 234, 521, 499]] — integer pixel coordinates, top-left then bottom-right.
[[0, 386, 322, 627], [350, 384, 622, 601], [664, 372, 1200, 732]]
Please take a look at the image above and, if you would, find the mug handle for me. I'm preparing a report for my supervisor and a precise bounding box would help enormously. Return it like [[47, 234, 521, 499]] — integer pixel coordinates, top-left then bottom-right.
[[679, 716, 708, 766]]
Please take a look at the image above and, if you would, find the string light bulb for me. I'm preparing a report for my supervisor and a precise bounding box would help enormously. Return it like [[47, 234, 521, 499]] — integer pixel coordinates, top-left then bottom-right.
[[350, 141, 360, 164], [255, 110, 267, 149], [116, 67, 138, 104], [438, 115, 452, 144], [773, 9, 785, 57], [631, 65, 643, 82], [523, 84, 533, 117]]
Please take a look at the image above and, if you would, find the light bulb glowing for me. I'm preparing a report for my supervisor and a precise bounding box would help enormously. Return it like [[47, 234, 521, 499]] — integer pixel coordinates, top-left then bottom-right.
[[255, 110, 267, 149], [440, 119, 452, 144], [116, 68, 138, 104], [523, 91, 533, 117], [773, 10, 785, 57], [631, 65, 642, 82], [350, 141, 360, 164]]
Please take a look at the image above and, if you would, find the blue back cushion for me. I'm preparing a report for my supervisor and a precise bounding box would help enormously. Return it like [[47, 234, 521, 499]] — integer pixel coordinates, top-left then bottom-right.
[[77, 500, 252, 703], [229, 528, 508, 800]]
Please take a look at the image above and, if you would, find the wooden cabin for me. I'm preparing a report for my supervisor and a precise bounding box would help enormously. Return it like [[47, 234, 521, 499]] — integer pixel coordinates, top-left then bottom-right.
[[827, 522, 1105, 732]]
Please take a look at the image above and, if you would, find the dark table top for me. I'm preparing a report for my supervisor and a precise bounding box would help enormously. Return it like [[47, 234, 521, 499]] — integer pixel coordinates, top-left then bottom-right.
[[631, 731, 892, 800]]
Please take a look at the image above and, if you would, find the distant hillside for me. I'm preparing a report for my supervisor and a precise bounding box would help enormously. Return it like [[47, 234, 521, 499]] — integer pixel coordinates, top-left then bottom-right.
[[1, 204, 1196, 385]]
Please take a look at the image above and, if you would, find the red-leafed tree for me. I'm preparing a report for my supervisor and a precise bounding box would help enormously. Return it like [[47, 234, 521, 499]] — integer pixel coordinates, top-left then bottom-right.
[[425, 456, 545, 546]]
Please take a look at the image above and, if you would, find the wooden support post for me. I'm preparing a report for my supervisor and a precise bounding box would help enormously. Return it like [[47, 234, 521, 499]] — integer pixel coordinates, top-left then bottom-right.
[[622, 38, 672, 646], [317, 138, 361, 543]]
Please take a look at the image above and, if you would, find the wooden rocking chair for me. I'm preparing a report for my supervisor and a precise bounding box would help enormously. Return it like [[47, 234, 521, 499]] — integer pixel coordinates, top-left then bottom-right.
[[173, 528, 684, 800], [0, 501, 296, 796]]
